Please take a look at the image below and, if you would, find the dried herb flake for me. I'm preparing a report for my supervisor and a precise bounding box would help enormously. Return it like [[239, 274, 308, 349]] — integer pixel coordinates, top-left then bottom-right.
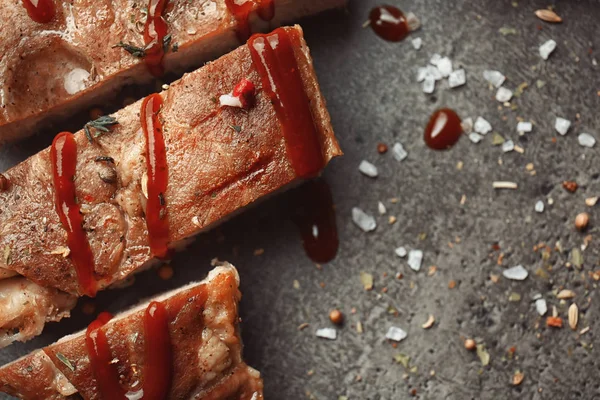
[[56, 352, 75, 371], [113, 41, 146, 58], [84, 116, 119, 143]]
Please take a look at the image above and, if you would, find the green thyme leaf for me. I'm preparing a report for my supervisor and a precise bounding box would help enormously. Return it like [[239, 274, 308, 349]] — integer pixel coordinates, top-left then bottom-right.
[[56, 352, 75, 371], [84, 116, 119, 143], [113, 41, 146, 58], [162, 34, 172, 52]]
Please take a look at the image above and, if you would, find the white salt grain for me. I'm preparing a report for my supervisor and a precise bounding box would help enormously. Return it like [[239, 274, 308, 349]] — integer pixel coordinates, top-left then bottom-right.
[[469, 132, 483, 144], [535, 200, 544, 213], [430, 53, 442, 66], [483, 70, 506, 88], [408, 250, 423, 271], [539, 39, 557, 60], [535, 298, 548, 316], [474, 117, 492, 135], [352, 208, 377, 232], [449, 69, 466, 88], [392, 142, 408, 161], [502, 140, 515, 153], [378, 201, 387, 215], [411, 37, 422, 50], [406, 12, 421, 32], [426, 65, 443, 81], [554, 117, 571, 136], [503, 265, 528, 281], [578, 133, 596, 148], [496, 87, 513, 102], [385, 326, 407, 342], [461, 117, 473, 134], [316, 328, 337, 340], [517, 121, 533, 133], [417, 67, 429, 82], [395, 246, 407, 258], [358, 160, 378, 178], [437, 57, 453, 78], [423, 76, 435, 94]]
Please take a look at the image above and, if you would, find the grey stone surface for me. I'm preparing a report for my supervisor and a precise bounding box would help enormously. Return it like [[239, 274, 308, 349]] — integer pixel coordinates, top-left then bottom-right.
[[2, 0, 600, 399]]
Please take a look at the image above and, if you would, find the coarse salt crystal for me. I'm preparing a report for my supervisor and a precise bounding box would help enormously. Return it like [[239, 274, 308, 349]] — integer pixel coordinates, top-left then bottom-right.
[[474, 117, 492, 135], [483, 70, 506, 88], [449, 69, 466, 88], [535, 200, 544, 213], [578, 133, 596, 148], [555, 117, 571, 136], [219, 93, 243, 108], [430, 53, 442, 66], [426, 65, 443, 81], [502, 140, 515, 153], [316, 328, 337, 340], [392, 142, 408, 161], [395, 246, 407, 258], [535, 298, 547, 316], [496, 87, 513, 102], [408, 250, 423, 271], [469, 132, 483, 144], [378, 201, 387, 215], [517, 121, 533, 133], [352, 208, 377, 232], [417, 67, 429, 82], [539, 39, 557, 60], [423, 76, 435, 94], [64, 68, 90, 95], [461, 117, 473, 134], [385, 326, 407, 342], [358, 160, 378, 178], [437, 57, 453, 78], [411, 37, 422, 50], [406, 12, 421, 32], [503, 265, 528, 281]]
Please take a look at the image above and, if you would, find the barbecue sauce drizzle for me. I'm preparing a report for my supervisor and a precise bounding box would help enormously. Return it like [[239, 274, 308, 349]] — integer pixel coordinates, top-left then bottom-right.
[[143, 0, 170, 76], [51, 132, 97, 297], [225, 0, 275, 42], [21, 0, 55, 23], [369, 5, 409, 42], [423, 108, 463, 150], [85, 302, 172, 399], [140, 94, 170, 259], [248, 28, 325, 178]]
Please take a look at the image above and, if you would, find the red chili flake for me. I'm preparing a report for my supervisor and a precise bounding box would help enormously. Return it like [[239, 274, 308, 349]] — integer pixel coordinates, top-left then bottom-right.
[[410, 388, 417, 396], [546, 316, 563, 328], [562, 181, 578, 193], [551, 137, 557, 143], [448, 280, 457, 289], [491, 243, 500, 251], [232, 78, 256, 109], [83, 194, 95, 202], [377, 143, 388, 154]]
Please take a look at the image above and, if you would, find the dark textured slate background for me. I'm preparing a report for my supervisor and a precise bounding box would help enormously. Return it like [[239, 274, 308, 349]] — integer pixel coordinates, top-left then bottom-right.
[[2, 0, 600, 399]]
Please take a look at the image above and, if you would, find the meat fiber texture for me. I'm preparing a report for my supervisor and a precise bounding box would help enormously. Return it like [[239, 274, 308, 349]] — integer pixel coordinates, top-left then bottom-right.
[[0, 0, 347, 141], [0, 25, 342, 347], [0, 263, 265, 400]]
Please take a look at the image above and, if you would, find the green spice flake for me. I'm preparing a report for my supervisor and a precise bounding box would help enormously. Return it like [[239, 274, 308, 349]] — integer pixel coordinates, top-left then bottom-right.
[[229, 125, 242, 133], [56, 352, 75, 371], [3, 245, 11, 265], [476, 344, 490, 366], [508, 292, 521, 302], [499, 26, 518, 36], [491, 132, 505, 145], [394, 353, 410, 368], [536, 80, 546, 89], [84, 116, 119, 143], [113, 41, 146, 58], [513, 82, 529, 97], [162, 33, 172, 51], [360, 272, 373, 291], [571, 248, 583, 269]]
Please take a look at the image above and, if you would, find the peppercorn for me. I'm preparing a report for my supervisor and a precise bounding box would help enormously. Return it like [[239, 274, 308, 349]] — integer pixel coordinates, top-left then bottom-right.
[[464, 338, 476, 351], [575, 212, 590, 231], [329, 309, 343, 325], [377, 143, 388, 154]]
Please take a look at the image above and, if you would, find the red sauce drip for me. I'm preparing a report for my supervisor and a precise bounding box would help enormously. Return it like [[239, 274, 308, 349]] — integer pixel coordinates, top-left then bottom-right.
[[51, 132, 97, 297], [424, 108, 463, 150], [85, 312, 126, 399], [369, 5, 409, 42], [142, 301, 172, 399], [225, 0, 275, 42], [248, 28, 325, 178], [143, 0, 170, 76], [291, 179, 338, 263], [21, 0, 55, 23], [140, 94, 170, 259]]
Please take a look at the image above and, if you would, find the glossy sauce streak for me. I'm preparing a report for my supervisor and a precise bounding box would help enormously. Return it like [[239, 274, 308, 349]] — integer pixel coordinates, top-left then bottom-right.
[[85, 312, 126, 399], [291, 179, 338, 263], [144, 0, 170, 76], [142, 301, 172, 399], [248, 28, 324, 178], [141, 94, 170, 259], [369, 5, 409, 42], [21, 0, 55, 23], [51, 132, 97, 297], [424, 108, 463, 150], [225, 0, 275, 42]]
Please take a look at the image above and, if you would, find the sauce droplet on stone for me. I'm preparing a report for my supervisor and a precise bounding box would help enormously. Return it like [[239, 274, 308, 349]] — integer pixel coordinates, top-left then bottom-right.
[[424, 108, 463, 150]]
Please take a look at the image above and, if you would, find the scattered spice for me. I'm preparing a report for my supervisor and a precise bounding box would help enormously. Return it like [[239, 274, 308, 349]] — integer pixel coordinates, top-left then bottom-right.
[[388, 216, 397, 224], [329, 309, 344, 325], [575, 212, 590, 231], [297, 322, 309, 331], [562, 181, 578, 193], [492, 181, 518, 190], [546, 316, 563, 328], [464, 338, 476, 351], [422, 315, 435, 329], [585, 197, 598, 207], [556, 289, 575, 300], [84, 115, 119, 143], [113, 41, 146, 58], [568, 303, 578, 330], [360, 272, 374, 290], [394, 353, 410, 368], [448, 280, 457, 289], [512, 371, 525, 386], [534, 9, 562, 23], [571, 248, 583, 269], [377, 143, 388, 154], [56, 352, 75, 371], [476, 344, 490, 366]]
